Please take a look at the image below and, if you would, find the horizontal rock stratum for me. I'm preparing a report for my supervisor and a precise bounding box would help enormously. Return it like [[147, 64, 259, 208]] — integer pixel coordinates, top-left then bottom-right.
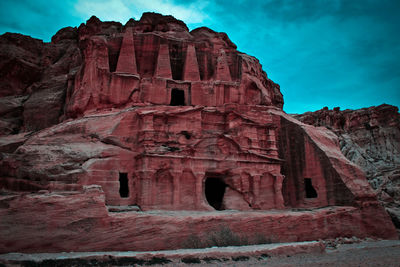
[[0, 13, 397, 253]]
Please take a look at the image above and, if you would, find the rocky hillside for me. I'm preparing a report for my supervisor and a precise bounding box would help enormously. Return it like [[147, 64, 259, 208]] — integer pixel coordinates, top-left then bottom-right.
[[0, 13, 283, 135], [0, 13, 397, 253], [293, 104, 400, 228]]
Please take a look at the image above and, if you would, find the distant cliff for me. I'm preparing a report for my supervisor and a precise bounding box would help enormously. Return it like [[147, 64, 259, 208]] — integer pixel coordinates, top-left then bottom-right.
[[294, 104, 400, 228]]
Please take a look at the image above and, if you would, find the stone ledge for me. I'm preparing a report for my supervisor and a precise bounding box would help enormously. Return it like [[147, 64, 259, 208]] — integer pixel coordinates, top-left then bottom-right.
[[0, 241, 325, 263]]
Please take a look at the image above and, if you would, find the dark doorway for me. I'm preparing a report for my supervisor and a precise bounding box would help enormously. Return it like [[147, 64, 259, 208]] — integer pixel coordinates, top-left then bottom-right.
[[304, 178, 317, 198], [170, 88, 185, 106], [119, 173, 129, 198], [205, 178, 226, 210]]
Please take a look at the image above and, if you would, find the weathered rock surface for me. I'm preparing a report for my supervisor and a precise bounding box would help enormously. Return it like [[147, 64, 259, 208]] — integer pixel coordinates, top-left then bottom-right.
[[0, 187, 394, 253], [293, 104, 400, 228], [0, 29, 81, 134], [0, 13, 397, 253]]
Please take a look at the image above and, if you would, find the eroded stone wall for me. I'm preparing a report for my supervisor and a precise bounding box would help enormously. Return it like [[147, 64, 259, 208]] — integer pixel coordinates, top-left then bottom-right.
[[0, 13, 397, 253]]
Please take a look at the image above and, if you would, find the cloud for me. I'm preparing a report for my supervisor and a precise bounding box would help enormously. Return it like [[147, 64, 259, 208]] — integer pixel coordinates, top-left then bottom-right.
[[132, 0, 209, 23], [74, 0, 209, 25], [74, 0, 132, 22]]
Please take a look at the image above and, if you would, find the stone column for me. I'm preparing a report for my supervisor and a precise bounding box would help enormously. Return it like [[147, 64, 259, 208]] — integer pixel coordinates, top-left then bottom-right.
[[195, 172, 204, 209], [274, 174, 285, 209], [172, 171, 180, 208], [252, 175, 261, 209]]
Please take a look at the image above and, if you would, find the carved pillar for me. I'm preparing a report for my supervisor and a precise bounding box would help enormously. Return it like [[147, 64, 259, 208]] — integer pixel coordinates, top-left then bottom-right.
[[252, 174, 261, 209], [173, 171, 180, 208], [137, 170, 153, 208], [274, 174, 285, 209], [195, 173, 204, 209]]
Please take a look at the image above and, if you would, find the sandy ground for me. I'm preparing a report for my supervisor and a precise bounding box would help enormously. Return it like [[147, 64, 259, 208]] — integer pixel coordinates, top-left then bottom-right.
[[169, 241, 400, 266], [1, 240, 399, 266]]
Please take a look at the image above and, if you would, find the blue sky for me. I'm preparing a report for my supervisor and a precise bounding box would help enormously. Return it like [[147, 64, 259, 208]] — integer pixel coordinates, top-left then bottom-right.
[[1, 0, 399, 113]]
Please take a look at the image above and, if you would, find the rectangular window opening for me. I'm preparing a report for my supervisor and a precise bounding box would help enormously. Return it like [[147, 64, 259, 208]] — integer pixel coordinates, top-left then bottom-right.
[[170, 88, 185, 106], [119, 172, 129, 198]]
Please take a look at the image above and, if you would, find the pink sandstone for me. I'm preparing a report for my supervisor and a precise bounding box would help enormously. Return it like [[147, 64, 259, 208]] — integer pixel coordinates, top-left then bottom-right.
[[0, 13, 397, 253], [294, 105, 400, 229]]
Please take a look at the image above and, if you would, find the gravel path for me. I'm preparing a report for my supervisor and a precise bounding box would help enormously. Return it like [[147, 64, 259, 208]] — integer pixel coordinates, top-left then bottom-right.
[[184, 241, 400, 266], [1, 240, 399, 266]]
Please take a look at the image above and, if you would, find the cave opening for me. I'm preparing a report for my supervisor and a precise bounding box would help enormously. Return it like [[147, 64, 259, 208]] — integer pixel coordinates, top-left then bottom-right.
[[119, 172, 129, 198], [205, 177, 226, 210], [304, 178, 317, 198], [170, 88, 185, 106]]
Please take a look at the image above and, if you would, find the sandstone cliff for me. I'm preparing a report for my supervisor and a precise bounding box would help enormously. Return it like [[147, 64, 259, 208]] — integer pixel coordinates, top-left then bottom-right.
[[0, 13, 397, 253], [0, 13, 283, 136], [294, 104, 400, 228]]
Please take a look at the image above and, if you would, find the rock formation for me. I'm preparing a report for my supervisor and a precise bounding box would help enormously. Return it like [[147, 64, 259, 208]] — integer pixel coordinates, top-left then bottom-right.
[[0, 13, 397, 253], [294, 104, 400, 229]]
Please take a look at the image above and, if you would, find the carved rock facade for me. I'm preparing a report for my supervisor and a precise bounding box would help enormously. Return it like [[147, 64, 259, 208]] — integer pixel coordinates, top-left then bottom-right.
[[0, 13, 397, 253]]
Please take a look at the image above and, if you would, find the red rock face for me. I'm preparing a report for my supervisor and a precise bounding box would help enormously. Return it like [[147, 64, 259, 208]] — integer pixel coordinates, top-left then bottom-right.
[[0, 13, 397, 253], [64, 15, 283, 118], [294, 104, 400, 228]]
